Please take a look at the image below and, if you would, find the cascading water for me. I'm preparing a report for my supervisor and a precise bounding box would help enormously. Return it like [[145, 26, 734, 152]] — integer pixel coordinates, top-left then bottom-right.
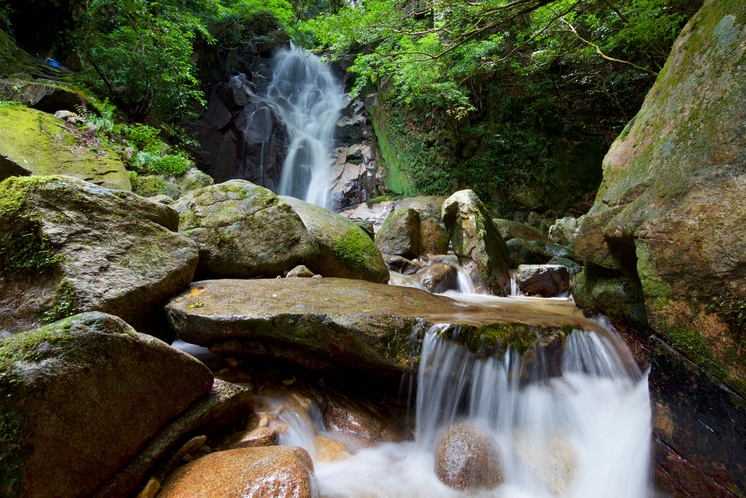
[[250, 311, 652, 498], [265, 45, 345, 208]]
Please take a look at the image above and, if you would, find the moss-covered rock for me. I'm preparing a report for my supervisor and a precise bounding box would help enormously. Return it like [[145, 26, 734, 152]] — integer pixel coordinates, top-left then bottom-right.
[[0, 104, 131, 191], [282, 195, 389, 283], [0, 312, 213, 498], [0, 175, 198, 335], [574, 0, 746, 395], [442, 190, 512, 295], [173, 180, 319, 279], [492, 218, 553, 243], [572, 2, 746, 494], [374, 206, 419, 259], [0, 79, 85, 113]]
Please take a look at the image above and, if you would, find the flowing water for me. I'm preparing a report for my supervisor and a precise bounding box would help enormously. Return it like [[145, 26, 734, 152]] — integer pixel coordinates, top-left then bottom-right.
[[265, 45, 345, 208], [249, 301, 652, 498]]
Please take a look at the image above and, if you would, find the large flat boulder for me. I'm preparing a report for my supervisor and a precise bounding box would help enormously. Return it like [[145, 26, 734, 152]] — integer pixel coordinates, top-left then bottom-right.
[[172, 180, 319, 279], [282, 196, 389, 283], [0, 176, 198, 334], [442, 190, 513, 295], [0, 104, 131, 191], [0, 312, 214, 498], [165, 278, 601, 383], [571, 1, 746, 495]]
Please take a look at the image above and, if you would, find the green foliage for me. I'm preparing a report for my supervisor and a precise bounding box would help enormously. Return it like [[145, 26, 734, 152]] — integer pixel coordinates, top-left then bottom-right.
[[0, 1, 12, 34], [74, 0, 208, 123], [148, 154, 192, 176], [303, 0, 701, 207]]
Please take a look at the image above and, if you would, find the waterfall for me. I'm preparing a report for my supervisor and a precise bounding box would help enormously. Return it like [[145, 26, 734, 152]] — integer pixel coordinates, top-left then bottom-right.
[[265, 45, 345, 209], [315, 318, 652, 498]]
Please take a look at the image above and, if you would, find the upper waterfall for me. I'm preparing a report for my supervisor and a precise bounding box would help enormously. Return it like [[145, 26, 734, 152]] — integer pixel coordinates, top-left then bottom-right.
[[265, 45, 345, 209]]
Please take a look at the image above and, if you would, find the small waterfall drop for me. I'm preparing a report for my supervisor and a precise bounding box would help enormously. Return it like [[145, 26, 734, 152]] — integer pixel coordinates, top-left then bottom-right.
[[314, 318, 652, 498], [265, 45, 345, 208]]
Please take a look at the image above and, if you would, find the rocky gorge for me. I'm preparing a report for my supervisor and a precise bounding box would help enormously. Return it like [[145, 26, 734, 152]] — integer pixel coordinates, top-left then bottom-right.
[[0, 0, 744, 496]]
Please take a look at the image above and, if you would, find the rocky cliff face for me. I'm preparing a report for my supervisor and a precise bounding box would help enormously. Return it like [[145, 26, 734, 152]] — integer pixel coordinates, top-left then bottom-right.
[[573, 0, 746, 495]]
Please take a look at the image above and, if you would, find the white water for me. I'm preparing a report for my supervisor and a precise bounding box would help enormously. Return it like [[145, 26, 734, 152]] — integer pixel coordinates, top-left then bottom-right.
[[254, 315, 651, 498], [265, 45, 345, 208]]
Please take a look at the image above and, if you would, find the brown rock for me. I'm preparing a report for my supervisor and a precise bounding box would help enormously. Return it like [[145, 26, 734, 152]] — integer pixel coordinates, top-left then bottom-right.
[[314, 435, 351, 463], [158, 446, 317, 498], [375, 207, 420, 259], [0, 176, 198, 336], [0, 312, 213, 498], [434, 421, 503, 490], [218, 427, 279, 450], [517, 265, 570, 297], [412, 262, 459, 293]]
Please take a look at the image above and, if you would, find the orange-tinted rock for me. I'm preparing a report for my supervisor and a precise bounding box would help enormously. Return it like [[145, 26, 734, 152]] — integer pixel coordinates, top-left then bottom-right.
[[158, 446, 317, 498]]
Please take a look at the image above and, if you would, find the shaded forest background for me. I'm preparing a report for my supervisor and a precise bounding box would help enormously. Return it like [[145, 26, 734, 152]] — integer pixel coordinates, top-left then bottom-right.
[[0, 0, 703, 214]]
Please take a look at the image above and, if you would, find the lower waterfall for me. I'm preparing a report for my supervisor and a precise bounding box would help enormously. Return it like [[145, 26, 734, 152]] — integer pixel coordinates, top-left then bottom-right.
[[251, 315, 652, 498]]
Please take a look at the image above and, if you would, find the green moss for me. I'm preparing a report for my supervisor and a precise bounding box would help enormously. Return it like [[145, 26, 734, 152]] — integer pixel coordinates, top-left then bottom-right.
[[372, 108, 415, 196], [0, 176, 64, 275], [41, 279, 79, 323], [332, 228, 374, 273], [635, 241, 671, 310], [666, 323, 727, 380], [435, 322, 539, 359], [0, 317, 80, 496]]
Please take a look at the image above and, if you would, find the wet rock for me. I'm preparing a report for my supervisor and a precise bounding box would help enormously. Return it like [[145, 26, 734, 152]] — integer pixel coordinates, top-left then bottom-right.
[[321, 390, 392, 444], [434, 421, 503, 490], [572, 268, 648, 329], [412, 262, 459, 293], [329, 143, 382, 211], [507, 238, 551, 266], [166, 279, 597, 383], [0, 312, 213, 498], [517, 265, 570, 297], [315, 435, 351, 462], [158, 446, 317, 498], [549, 216, 583, 246], [218, 427, 279, 450], [0, 105, 130, 190], [0, 176, 198, 335], [282, 195, 389, 283], [492, 218, 553, 243], [383, 255, 423, 276], [548, 256, 582, 276], [287, 265, 315, 278], [375, 207, 420, 259], [442, 190, 513, 295], [95, 379, 253, 498], [173, 180, 319, 279]]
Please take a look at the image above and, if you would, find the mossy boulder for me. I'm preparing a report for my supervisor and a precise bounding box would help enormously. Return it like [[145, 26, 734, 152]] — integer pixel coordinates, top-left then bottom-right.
[[374, 206, 419, 259], [173, 180, 319, 279], [165, 278, 599, 385], [0, 176, 198, 335], [0, 104, 131, 191], [282, 195, 389, 283], [574, 0, 746, 395], [132, 174, 184, 199], [0, 312, 214, 498], [571, 1, 746, 494], [0, 29, 36, 77], [442, 190, 512, 295], [492, 218, 553, 244], [0, 79, 85, 113]]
